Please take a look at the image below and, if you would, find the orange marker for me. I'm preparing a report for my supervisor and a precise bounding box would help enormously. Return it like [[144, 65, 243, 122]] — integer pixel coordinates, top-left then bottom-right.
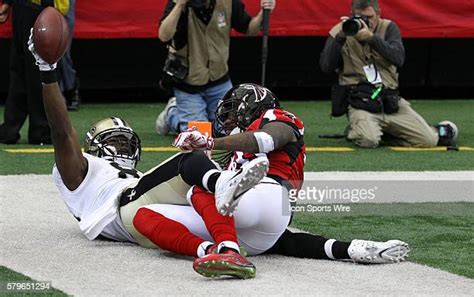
[[188, 121, 213, 157], [188, 121, 212, 137]]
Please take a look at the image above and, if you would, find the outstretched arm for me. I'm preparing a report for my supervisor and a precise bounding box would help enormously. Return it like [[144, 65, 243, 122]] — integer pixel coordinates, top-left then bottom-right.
[[174, 121, 297, 153], [213, 121, 296, 153], [42, 82, 87, 190], [28, 32, 87, 190]]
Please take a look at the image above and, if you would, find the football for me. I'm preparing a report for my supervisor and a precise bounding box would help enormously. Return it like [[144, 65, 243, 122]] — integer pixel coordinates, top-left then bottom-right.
[[32, 7, 69, 64]]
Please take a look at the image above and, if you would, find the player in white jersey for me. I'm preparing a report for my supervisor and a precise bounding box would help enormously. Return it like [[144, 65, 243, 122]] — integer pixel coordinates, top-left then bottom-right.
[[29, 32, 409, 280], [53, 153, 137, 242], [29, 29, 271, 278]]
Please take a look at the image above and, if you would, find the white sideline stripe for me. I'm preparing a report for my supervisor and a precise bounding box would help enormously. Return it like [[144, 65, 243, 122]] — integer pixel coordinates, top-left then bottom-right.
[[302, 171, 473, 203], [305, 171, 474, 181], [0, 175, 473, 296]]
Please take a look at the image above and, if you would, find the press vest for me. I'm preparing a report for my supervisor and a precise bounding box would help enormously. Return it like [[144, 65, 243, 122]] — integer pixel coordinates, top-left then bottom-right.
[[330, 19, 399, 89], [170, 0, 232, 86]]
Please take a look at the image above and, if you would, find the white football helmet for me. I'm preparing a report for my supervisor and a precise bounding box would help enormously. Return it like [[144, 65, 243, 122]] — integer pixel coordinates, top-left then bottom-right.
[[84, 117, 141, 168]]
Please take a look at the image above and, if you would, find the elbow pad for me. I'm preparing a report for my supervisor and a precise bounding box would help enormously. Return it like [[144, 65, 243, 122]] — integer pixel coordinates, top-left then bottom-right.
[[253, 132, 275, 153]]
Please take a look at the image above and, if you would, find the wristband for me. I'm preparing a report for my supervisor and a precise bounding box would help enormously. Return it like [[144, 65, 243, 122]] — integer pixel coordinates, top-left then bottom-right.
[[254, 131, 275, 153], [40, 70, 58, 84]]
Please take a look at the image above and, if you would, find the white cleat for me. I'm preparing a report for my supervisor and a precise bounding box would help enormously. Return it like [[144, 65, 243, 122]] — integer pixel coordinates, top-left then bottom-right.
[[215, 157, 269, 216], [348, 239, 410, 264], [156, 97, 177, 135]]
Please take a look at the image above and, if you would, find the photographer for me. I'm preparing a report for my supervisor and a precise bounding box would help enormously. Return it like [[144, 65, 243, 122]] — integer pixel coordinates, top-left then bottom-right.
[[156, 0, 276, 135], [320, 0, 456, 148]]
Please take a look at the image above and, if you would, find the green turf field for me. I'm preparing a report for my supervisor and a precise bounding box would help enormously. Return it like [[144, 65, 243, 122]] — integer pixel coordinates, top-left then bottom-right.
[[1, 100, 473, 285], [292, 202, 474, 279], [0, 266, 66, 295], [0, 100, 473, 174]]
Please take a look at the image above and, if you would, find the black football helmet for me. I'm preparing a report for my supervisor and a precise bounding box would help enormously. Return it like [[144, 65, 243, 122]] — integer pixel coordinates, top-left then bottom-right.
[[215, 83, 280, 136]]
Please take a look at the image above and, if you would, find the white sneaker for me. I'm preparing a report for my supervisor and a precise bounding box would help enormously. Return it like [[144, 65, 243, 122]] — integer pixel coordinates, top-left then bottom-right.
[[215, 157, 269, 216], [156, 97, 177, 135], [348, 239, 410, 264]]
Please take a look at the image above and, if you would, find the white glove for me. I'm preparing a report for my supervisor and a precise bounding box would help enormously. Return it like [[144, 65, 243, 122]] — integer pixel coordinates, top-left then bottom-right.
[[27, 28, 57, 72], [173, 128, 214, 151]]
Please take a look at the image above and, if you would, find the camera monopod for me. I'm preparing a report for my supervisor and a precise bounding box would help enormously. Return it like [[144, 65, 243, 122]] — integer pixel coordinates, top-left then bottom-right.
[[261, 8, 271, 87]]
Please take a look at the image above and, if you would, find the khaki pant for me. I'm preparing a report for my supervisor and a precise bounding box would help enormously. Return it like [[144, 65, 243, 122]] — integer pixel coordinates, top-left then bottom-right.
[[119, 153, 192, 248], [347, 99, 439, 148]]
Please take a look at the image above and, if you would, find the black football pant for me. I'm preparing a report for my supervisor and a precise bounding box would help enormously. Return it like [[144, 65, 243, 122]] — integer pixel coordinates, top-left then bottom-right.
[[265, 229, 351, 260], [2, 4, 51, 144]]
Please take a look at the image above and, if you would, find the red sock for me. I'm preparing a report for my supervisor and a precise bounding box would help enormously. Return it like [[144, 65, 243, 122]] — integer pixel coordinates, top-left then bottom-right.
[[190, 186, 238, 244], [133, 207, 204, 257]]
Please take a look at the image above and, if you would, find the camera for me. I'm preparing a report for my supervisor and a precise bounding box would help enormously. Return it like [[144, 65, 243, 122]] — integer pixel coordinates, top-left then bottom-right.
[[189, 0, 206, 8], [342, 14, 370, 36], [159, 56, 188, 92], [163, 57, 188, 83]]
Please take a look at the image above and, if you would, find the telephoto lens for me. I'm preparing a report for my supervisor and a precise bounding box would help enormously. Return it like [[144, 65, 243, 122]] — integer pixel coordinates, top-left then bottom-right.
[[342, 15, 370, 36]]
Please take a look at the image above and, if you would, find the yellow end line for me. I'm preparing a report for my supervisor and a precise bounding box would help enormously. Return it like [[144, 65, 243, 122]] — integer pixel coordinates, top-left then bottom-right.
[[4, 147, 355, 153], [4, 146, 473, 154], [306, 147, 355, 152], [5, 148, 56, 153], [389, 146, 474, 152]]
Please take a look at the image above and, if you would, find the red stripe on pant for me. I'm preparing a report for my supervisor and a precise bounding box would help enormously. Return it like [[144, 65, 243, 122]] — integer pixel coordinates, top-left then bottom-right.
[[191, 186, 238, 244], [133, 207, 204, 257]]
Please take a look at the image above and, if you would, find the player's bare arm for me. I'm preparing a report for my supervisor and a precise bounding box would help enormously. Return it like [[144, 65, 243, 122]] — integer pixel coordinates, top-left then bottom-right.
[[27, 23, 87, 191], [213, 121, 296, 153], [42, 83, 88, 190]]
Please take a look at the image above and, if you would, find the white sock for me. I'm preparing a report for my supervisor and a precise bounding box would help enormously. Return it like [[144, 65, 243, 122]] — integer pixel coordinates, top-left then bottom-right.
[[197, 241, 214, 258], [202, 169, 220, 192], [324, 239, 336, 260], [217, 241, 240, 254]]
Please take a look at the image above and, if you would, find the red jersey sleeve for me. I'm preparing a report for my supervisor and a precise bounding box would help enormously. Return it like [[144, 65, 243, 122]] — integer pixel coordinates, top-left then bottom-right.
[[253, 108, 304, 138]]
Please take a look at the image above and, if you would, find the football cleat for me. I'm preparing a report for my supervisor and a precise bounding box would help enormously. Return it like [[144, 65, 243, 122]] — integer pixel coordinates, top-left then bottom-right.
[[156, 97, 177, 135], [348, 239, 410, 264], [193, 249, 256, 279], [215, 157, 269, 216]]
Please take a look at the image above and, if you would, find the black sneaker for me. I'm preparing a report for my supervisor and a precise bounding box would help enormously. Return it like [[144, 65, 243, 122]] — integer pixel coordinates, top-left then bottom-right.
[[0, 124, 20, 144], [28, 127, 52, 145], [436, 121, 457, 147], [28, 137, 52, 145], [65, 88, 81, 111], [65, 78, 81, 112]]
